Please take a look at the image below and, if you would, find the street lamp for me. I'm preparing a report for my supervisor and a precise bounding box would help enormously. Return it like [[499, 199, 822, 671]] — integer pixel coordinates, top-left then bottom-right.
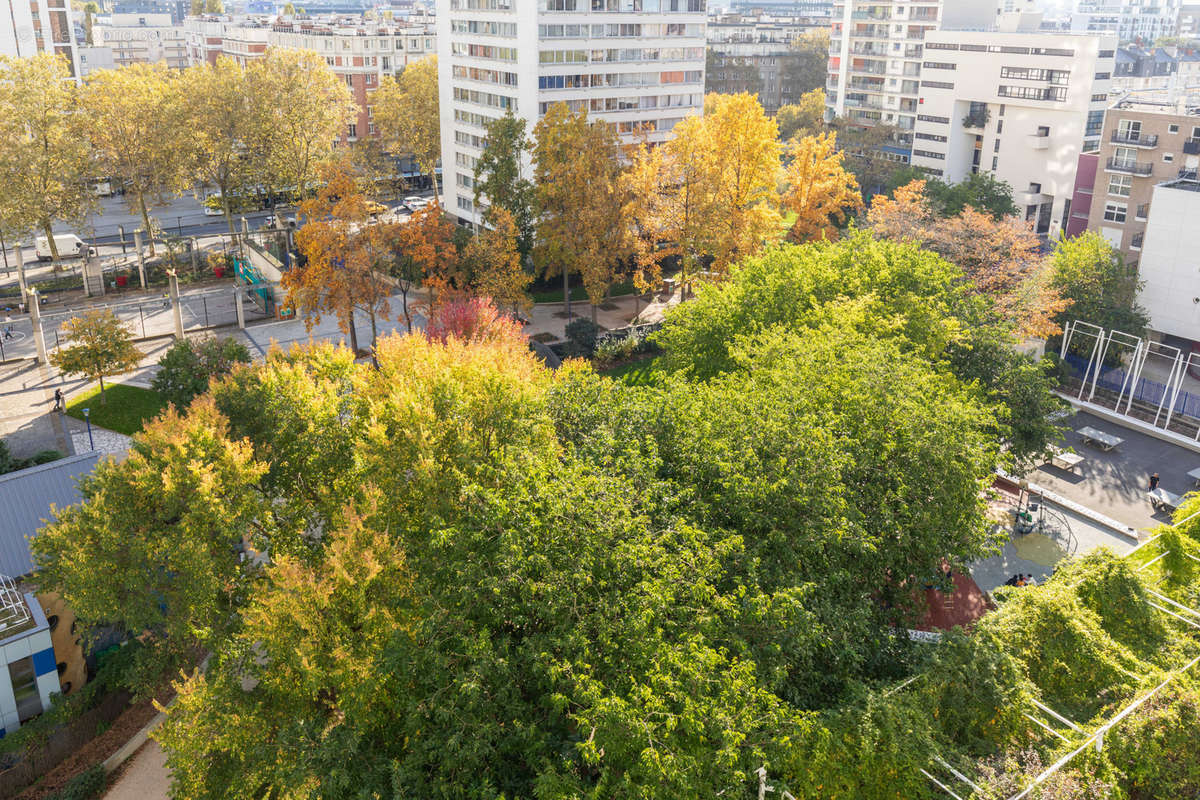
[[82, 407, 93, 451]]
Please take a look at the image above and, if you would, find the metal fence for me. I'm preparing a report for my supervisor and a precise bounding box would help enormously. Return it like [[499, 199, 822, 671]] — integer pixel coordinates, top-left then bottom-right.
[[1063, 352, 1200, 422]]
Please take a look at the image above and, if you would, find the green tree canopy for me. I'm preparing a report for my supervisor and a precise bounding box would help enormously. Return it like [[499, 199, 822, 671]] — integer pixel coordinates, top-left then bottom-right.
[[151, 336, 250, 410], [49, 310, 144, 403], [1050, 231, 1149, 337], [473, 112, 535, 254]]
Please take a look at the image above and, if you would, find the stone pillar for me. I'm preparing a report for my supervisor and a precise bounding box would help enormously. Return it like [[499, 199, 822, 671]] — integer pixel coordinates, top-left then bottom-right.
[[14, 245, 26, 302], [190, 237, 199, 276], [235, 288, 245, 329], [134, 230, 147, 289], [168, 270, 184, 339], [28, 290, 48, 364]]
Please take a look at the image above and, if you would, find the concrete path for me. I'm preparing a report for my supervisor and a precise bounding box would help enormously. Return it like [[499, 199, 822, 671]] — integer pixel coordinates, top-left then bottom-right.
[[103, 740, 169, 800]]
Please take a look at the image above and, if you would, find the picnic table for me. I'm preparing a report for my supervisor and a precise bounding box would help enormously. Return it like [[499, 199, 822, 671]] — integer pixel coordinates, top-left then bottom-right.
[[1149, 487, 1182, 512], [1077, 426, 1123, 451], [1046, 446, 1086, 473], [1187, 466, 1200, 488]]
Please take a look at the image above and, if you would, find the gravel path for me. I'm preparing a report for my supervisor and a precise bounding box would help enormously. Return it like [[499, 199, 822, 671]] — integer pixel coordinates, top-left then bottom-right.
[[103, 740, 169, 800]]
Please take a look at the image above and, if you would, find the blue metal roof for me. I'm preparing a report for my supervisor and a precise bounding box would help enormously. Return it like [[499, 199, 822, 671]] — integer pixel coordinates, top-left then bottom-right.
[[0, 452, 102, 578]]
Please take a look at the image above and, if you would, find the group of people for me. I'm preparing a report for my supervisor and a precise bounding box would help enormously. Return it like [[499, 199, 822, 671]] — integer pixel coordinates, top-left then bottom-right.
[[1003, 573, 1037, 588]]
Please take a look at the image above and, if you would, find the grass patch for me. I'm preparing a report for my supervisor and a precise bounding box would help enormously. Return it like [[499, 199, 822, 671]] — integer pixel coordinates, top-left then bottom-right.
[[531, 280, 636, 305], [779, 210, 797, 237], [600, 354, 664, 387], [66, 383, 168, 436]]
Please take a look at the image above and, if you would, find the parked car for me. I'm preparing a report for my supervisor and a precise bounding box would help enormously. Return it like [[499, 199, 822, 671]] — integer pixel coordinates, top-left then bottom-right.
[[35, 234, 95, 261], [404, 196, 429, 211]]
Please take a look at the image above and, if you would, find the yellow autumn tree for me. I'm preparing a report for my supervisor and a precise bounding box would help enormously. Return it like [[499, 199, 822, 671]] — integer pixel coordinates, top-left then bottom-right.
[[82, 62, 191, 257], [532, 103, 628, 319], [373, 56, 440, 191], [782, 132, 863, 243], [465, 207, 531, 314], [623, 92, 780, 293]]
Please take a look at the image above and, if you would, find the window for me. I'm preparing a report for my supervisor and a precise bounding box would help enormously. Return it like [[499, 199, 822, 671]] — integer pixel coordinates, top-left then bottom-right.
[[1099, 49, 1114, 58], [992, 156, 998, 170], [1108, 174, 1132, 197], [1169, 124, 1180, 134], [1163, 153, 1174, 163], [917, 114, 949, 124], [912, 149, 945, 160], [1117, 118, 1141, 140], [1095, 72, 1111, 80], [1103, 202, 1127, 223], [1113, 146, 1137, 166], [8, 657, 41, 722], [347, 123, 357, 138], [1193, 126, 1200, 139], [922, 61, 955, 70], [1091, 93, 1107, 102], [1086, 110, 1104, 137], [914, 132, 947, 143]]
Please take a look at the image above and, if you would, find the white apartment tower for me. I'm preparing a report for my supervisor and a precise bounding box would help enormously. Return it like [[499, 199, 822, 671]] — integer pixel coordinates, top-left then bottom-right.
[[909, 25, 1116, 239], [0, 0, 80, 76], [439, 0, 708, 225], [1072, 1, 1181, 42], [825, 0, 997, 144]]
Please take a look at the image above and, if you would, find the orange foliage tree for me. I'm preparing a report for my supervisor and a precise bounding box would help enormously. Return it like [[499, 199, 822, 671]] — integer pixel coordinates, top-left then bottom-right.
[[392, 202, 459, 331], [463, 207, 531, 314], [286, 161, 398, 355], [782, 132, 863, 243], [867, 179, 1065, 338]]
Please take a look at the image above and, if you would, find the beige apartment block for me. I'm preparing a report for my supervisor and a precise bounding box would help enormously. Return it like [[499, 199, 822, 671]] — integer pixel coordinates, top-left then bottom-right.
[[1086, 95, 1200, 267]]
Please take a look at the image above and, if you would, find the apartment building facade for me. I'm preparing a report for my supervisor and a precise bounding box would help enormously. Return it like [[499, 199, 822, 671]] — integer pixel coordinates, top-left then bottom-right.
[[706, 12, 826, 112], [0, 0, 80, 76], [1071, 0, 1181, 43], [825, 0, 997, 144], [92, 12, 188, 69], [909, 27, 1115, 239], [1133, 177, 1200, 341], [1082, 95, 1200, 266], [439, 0, 708, 226]]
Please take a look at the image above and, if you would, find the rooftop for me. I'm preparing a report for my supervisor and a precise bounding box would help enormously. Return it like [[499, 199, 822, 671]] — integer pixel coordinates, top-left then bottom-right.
[[0, 451, 103, 579]]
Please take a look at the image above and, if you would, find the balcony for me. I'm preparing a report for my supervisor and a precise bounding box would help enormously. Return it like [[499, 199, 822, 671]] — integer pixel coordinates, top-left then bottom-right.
[[1105, 157, 1152, 175], [1110, 130, 1159, 148], [1184, 138, 1200, 155], [1016, 190, 1045, 206], [1136, 203, 1149, 220], [1027, 133, 1050, 150]]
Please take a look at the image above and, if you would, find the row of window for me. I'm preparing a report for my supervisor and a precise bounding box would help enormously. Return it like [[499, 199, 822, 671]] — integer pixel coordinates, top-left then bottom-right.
[[455, 130, 489, 149], [536, 92, 700, 113], [925, 42, 1074, 57], [451, 20, 516, 36], [917, 113, 949, 124], [999, 66, 1070, 85], [538, 47, 704, 64], [538, 23, 703, 38], [922, 61, 955, 70], [914, 131, 947, 143], [536, 70, 702, 89], [452, 65, 519, 86], [449, 0, 513, 9], [542, 0, 705, 10], [451, 42, 518, 61], [455, 152, 479, 169], [920, 80, 953, 89], [997, 84, 1067, 102], [913, 148, 945, 160], [454, 108, 498, 128], [453, 87, 516, 111]]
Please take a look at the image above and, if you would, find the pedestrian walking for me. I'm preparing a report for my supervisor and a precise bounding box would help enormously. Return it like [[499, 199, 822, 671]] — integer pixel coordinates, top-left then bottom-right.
[[52, 388, 63, 413], [1150, 472, 1160, 492]]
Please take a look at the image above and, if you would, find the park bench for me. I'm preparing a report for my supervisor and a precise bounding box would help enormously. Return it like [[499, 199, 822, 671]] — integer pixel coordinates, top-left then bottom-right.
[[1077, 426, 1123, 452], [1045, 446, 1086, 473], [1187, 467, 1200, 488], [1149, 487, 1182, 513]]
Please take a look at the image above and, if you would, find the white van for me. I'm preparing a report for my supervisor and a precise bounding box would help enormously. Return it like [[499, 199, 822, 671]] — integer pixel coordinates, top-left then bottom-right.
[[35, 234, 95, 261]]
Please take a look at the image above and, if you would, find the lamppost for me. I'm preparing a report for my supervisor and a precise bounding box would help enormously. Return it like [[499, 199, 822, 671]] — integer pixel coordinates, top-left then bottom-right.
[[82, 407, 93, 451]]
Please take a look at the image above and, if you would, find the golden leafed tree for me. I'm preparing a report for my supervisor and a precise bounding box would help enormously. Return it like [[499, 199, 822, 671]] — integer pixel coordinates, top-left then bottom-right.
[[82, 62, 191, 257], [782, 132, 863, 244], [623, 92, 780, 293], [247, 48, 357, 203], [532, 103, 628, 317], [373, 56, 440, 191], [466, 208, 531, 314], [864, 178, 935, 242], [0, 55, 95, 265], [287, 162, 398, 355], [179, 58, 255, 232]]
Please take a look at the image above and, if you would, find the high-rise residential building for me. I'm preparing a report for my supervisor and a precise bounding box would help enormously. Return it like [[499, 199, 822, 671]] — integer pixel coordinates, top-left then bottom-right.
[[0, 0, 80, 76], [1071, 0, 1181, 43], [909, 23, 1115, 238], [1076, 91, 1200, 266], [706, 11, 827, 113], [1132, 177, 1200, 340], [439, 0, 708, 226], [825, 0, 997, 145], [92, 12, 189, 69]]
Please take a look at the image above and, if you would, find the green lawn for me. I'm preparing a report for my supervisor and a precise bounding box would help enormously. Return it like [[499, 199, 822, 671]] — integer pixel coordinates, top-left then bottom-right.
[[66, 383, 168, 436], [600, 354, 664, 387], [531, 280, 637, 305]]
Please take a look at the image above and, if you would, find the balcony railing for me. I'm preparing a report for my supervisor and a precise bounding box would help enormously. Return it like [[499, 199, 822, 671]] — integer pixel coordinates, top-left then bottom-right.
[[1136, 203, 1149, 220], [1106, 158, 1153, 175], [1184, 138, 1200, 155], [1110, 130, 1158, 147]]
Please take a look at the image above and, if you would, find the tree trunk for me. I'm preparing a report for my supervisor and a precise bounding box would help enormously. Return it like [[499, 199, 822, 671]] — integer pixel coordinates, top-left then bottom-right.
[[401, 285, 412, 333], [42, 220, 61, 272], [98, 374, 106, 404], [590, 302, 597, 324], [138, 193, 156, 258], [347, 303, 360, 356]]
